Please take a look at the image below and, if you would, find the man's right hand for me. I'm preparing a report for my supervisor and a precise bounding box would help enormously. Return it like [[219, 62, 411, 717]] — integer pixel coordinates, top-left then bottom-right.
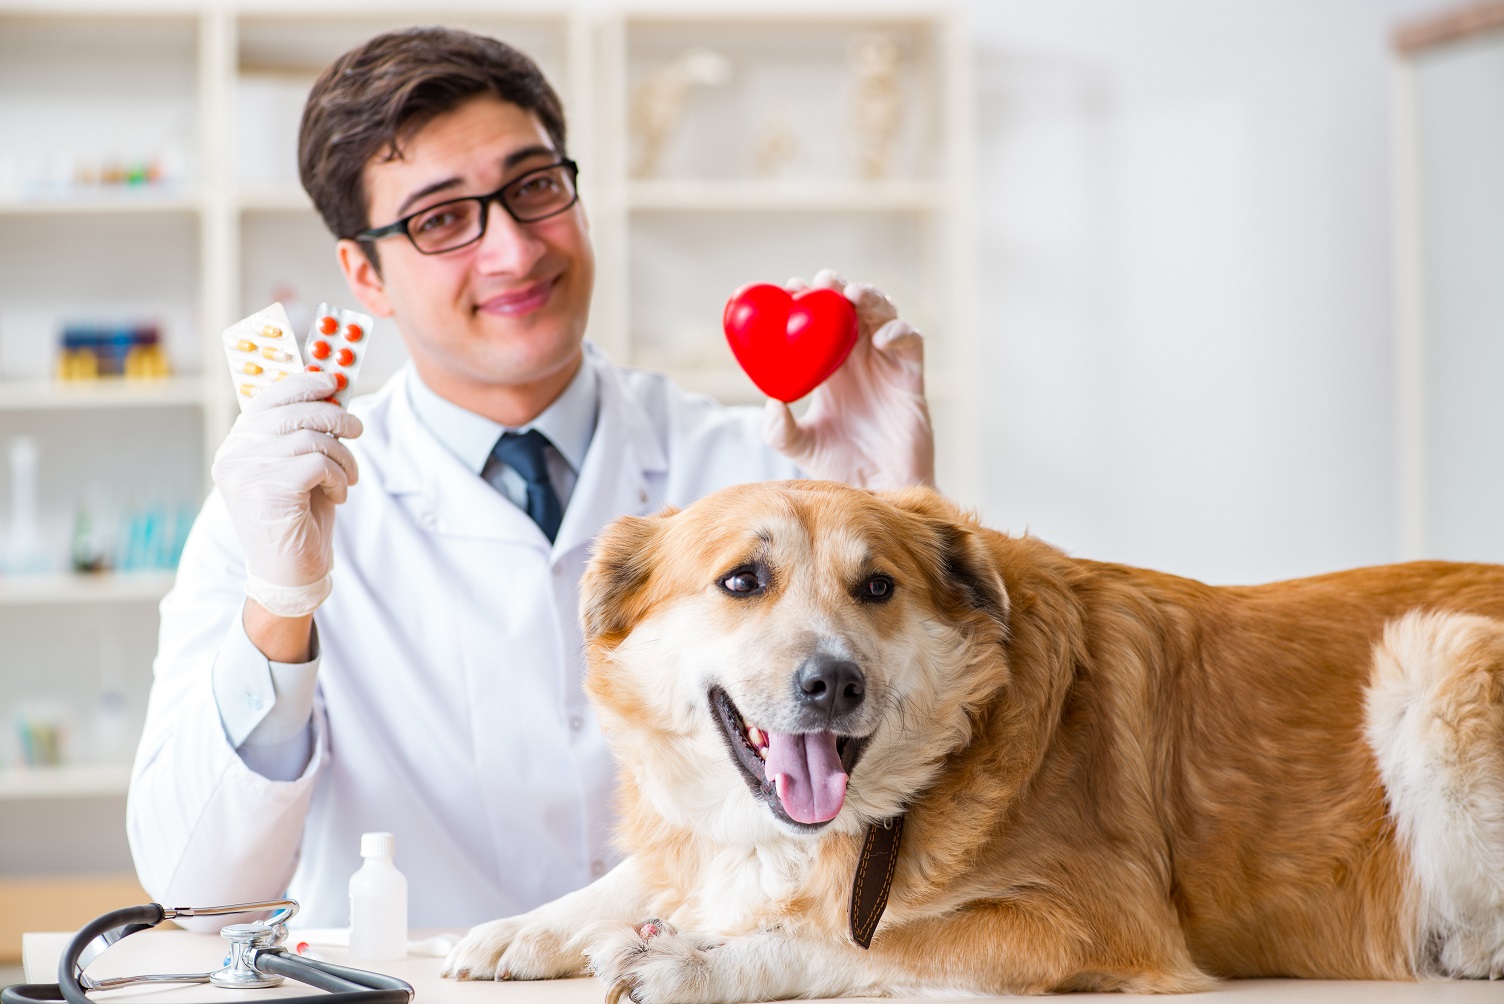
[[211, 372, 363, 619]]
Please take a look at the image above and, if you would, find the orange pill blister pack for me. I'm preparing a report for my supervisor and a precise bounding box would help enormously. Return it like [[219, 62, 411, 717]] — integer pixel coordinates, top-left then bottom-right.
[[221, 302, 373, 411], [303, 302, 373, 408]]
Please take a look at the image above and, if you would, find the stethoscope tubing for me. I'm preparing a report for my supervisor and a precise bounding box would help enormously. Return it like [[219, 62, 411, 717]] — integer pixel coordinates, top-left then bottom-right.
[[0, 904, 411, 1004], [0, 984, 67, 1004], [254, 951, 412, 1003], [2, 903, 165, 1004]]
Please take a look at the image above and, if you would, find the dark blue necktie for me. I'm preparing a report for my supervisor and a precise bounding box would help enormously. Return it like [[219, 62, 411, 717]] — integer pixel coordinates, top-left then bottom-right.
[[490, 430, 563, 543]]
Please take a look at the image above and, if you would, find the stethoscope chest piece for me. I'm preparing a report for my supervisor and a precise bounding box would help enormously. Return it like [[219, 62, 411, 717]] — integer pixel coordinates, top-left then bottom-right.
[[210, 924, 287, 990]]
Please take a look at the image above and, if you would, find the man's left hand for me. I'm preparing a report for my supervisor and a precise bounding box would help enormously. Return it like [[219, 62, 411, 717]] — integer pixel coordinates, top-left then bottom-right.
[[763, 269, 934, 491]]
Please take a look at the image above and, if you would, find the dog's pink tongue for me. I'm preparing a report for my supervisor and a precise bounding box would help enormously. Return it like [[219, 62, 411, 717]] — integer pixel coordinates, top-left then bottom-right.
[[764, 730, 847, 824]]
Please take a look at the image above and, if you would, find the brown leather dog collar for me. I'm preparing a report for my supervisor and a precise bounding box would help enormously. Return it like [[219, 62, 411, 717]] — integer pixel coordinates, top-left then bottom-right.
[[849, 814, 905, 949]]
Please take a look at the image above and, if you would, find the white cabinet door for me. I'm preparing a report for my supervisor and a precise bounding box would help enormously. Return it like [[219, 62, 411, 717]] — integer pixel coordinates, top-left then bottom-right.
[[1400, 30, 1504, 562]]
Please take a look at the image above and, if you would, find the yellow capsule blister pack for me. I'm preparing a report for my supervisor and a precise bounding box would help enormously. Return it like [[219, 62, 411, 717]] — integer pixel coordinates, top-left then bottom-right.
[[222, 303, 305, 410]]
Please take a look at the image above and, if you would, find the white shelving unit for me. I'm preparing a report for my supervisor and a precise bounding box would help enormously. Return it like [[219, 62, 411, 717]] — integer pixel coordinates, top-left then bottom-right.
[[0, 19, 210, 907], [0, 194, 203, 215], [0, 2, 971, 952], [623, 178, 948, 212], [0, 570, 175, 606], [0, 377, 205, 412], [594, 9, 975, 494]]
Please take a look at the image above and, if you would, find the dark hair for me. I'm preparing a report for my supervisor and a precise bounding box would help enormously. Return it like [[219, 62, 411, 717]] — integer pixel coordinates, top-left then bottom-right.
[[298, 26, 567, 256]]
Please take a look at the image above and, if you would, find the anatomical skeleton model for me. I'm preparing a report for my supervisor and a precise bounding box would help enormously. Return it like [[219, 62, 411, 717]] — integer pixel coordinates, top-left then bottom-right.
[[752, 109, 799, 179], [847, 34, 902, 180], [630, 48, 733, 178]]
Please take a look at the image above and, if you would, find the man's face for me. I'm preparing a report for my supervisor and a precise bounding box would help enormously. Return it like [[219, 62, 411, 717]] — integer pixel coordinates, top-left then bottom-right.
[[338, 94, 594, 411]]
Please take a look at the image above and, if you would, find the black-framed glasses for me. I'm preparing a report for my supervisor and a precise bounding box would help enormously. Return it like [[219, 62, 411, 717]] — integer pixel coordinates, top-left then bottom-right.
[[353, 159, 580, 254]]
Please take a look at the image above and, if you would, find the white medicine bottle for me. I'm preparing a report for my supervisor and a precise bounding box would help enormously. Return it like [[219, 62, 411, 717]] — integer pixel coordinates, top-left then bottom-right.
[[348, 831, 408, 960]]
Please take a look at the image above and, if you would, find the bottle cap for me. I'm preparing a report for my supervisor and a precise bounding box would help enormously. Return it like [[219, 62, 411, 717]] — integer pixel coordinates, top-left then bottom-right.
[[360, 831, 395, 858]]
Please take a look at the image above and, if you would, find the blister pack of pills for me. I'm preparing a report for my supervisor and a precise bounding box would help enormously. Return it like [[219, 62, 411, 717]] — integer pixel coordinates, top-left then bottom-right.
[[222, 302, 305, 408], [221, 302, 374, 411], [302, 302, 372, 408]]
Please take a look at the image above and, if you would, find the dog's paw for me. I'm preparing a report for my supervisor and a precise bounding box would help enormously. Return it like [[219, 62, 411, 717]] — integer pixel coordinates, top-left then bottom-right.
[[586, 922, 727, 1004], [442, 914, 586, 981], [1433, 921, 1504, 981]]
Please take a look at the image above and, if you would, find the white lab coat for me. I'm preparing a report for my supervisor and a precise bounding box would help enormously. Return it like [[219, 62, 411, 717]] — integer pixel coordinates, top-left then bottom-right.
[[128, 344, 800, 928]]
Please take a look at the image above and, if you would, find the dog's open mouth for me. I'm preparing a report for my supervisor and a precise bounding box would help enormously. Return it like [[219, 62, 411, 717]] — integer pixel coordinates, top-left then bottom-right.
[[709, 686, 871, 830]]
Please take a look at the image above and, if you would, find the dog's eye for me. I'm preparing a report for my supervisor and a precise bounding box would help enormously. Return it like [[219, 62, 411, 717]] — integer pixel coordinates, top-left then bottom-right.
[[860, 575, 894, 602], [720, 567, 763, 596]]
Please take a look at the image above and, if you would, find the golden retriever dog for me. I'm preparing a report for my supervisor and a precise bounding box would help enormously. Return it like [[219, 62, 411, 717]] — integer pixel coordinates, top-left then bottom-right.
[[444, 480, 1504, 998]]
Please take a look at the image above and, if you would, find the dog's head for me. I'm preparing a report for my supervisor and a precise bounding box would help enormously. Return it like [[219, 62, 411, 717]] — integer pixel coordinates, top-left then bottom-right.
[[581, 480, 1011, 841]]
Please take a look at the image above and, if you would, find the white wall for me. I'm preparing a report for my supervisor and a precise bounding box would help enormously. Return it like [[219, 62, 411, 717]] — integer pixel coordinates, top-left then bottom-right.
[[959, 0, 1454, 584]]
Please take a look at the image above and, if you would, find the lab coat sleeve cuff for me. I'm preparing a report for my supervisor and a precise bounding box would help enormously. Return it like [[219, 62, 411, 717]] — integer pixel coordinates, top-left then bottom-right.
[[129, 670, 329, 921], [211, 613, 321, 748]]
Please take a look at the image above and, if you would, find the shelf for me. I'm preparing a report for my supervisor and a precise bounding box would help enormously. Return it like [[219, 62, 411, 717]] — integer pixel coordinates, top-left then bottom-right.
[[0, 192, 200, 216], [0, 377, 206, 411], [623, 9, 942, 29], [657, 366, 765, 405], [625, 179, 946, 213], [0, 571, 176, 606], [0, 764, 130, 801], [237, 181, 947, 215], [236, 185, 314, 213], [656, 366, 966, 407]]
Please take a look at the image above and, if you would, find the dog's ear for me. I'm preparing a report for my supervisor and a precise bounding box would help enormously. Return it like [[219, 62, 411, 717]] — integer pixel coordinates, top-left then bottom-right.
[[580, 508, 677, 645], [881, 487, 1009, 629]]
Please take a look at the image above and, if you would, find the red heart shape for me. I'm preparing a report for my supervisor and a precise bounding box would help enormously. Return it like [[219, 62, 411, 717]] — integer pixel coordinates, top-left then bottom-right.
[[722, 284, 859, 403]]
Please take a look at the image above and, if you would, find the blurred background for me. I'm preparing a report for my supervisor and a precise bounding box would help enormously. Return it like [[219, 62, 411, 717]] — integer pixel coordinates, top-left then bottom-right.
[[0, 0, 1500, 965]]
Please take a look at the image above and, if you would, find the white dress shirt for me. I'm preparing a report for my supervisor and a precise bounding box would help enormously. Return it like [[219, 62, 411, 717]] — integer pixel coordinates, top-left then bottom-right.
[[407, 357, 597, 512]]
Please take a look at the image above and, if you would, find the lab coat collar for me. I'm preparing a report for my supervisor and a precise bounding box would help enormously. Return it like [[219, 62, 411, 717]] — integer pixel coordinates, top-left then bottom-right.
[[374, 343, 667, 556]]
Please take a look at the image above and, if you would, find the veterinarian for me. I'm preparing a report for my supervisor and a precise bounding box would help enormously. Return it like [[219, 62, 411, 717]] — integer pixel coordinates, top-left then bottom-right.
[[128, 27, 933, 930]]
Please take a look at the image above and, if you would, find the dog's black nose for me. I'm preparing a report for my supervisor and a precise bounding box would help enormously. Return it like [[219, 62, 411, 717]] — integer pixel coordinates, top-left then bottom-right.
[[795, 656, 865, 718]]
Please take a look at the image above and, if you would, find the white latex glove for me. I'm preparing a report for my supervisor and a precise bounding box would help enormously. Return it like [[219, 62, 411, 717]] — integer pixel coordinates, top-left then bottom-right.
[[210, 372, 363, 617], [763, 269, 934, 491]]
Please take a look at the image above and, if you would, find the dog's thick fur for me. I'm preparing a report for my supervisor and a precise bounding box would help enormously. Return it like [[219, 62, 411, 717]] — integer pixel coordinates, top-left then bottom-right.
[[445, 481, 1504, 999]]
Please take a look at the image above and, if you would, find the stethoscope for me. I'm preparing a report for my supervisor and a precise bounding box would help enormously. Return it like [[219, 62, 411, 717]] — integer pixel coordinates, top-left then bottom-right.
[[0, 899, 413, 1004]]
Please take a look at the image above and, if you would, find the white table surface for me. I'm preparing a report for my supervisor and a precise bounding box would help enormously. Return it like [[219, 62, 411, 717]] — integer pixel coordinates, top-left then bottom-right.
[[20, 929, 1504, 1003]]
